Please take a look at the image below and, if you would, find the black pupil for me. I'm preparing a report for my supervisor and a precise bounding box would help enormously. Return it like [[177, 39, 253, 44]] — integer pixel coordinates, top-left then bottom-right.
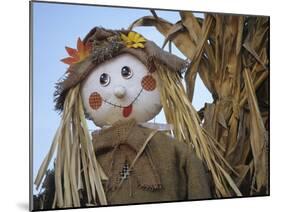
[[100, 73, 109, 85], [121, 66, 131, 78]]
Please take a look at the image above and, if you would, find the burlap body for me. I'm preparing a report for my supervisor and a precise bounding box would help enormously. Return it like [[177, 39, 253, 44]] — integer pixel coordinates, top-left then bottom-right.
[[93, 119, 212, 205], [33, 119, 212, 209]]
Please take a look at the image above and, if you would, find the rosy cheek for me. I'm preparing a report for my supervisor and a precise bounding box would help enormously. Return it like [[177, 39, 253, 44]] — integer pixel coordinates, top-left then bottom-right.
[[141, 75, 156, 91], [89, 92, 102, 110]]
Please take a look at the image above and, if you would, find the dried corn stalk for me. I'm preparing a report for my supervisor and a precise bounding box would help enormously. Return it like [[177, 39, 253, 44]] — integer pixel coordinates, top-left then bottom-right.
[[130, 11, 269, 196]]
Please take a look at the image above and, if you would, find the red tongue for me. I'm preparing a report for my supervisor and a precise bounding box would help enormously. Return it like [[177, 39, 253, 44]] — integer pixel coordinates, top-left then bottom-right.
[[123, 104, 133, 118]]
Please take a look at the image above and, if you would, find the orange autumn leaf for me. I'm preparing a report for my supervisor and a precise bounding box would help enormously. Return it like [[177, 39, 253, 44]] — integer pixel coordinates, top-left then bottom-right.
[[61, 38, 91, 65]]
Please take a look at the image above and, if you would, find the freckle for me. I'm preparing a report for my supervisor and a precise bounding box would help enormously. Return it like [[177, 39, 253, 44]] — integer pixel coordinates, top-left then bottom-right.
[[141, 75, 156, 91], [89, 92, 102, 110]]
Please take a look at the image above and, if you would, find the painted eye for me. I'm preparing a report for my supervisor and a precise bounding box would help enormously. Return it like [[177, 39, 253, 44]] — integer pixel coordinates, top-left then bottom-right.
[[100, 73, 110, 86], [121, 66, 133, 79]]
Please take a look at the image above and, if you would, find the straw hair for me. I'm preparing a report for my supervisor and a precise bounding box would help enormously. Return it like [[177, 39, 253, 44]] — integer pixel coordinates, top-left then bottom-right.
[[156, 61, 241, 197], [35, 85, 107, 208]]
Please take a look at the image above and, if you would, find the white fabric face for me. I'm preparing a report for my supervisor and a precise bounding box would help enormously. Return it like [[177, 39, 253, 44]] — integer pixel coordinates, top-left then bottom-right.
[[81, 53, 162, 127]]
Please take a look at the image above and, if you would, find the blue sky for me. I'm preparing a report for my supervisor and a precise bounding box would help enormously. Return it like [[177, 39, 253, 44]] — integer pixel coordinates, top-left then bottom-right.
[[32, 2, 212, 193]]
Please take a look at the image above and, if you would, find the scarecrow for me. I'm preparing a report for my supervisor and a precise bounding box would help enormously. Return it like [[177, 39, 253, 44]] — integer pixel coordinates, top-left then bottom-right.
[[34, 27, 212, 210]]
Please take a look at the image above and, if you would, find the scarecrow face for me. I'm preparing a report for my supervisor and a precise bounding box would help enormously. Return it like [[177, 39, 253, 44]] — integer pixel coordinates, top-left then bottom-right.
[[81, 53, 162, 127]]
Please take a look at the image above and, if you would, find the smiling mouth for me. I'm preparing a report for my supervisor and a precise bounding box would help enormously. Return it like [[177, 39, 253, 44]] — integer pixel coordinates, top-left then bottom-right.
[[102, 88, 143, 108], [102, 88, 143, 118]]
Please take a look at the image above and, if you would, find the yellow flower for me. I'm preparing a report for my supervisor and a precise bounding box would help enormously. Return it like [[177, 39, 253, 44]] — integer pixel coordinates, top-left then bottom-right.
[[121, 31, 146, 48]]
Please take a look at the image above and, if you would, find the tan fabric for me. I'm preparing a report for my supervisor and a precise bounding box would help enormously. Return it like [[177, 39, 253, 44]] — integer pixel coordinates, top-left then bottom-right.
[[92, 119, 162, 191], [92, 119, 212, 205]]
